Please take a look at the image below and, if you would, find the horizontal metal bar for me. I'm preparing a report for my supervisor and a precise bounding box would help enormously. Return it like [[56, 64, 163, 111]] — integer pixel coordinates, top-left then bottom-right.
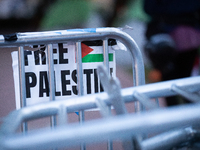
[[2, 104, 200, 150], [95, 98, 110, 118], [1, 76, 200, 134], [0, 28, 140, 49]]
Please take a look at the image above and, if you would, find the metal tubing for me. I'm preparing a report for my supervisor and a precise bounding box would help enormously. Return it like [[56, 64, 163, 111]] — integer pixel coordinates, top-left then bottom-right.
[[18, 46, 28, 132], [102, 40, 113, 150], [155, 98, 160, 107], [18, 46, 26, 108], [47, 44, 57, 127], [47, 44, 55, 102], [76, 42, 85, 150], [76, 42, 85, 124], [1, 76, 200, 134], [103, 39, 109, 74], [76, 41, 84, 119], [58, 105, 67, 126], [2, 104, 200, 150]]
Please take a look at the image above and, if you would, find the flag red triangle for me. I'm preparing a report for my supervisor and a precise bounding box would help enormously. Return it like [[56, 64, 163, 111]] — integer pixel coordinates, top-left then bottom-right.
[[81, 43, 93, 58]]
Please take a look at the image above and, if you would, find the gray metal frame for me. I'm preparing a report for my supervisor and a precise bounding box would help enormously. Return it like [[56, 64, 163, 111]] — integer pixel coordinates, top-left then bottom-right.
[[1, 75, 200, 132], [2, 104, 200, 150], [0, 27, 146, 150], [1, 76, 200, 150], [1, 28, 200, 150]]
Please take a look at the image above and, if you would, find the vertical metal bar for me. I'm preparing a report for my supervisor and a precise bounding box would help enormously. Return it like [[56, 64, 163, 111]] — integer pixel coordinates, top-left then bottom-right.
[[132, 60, 143, 113], [131, 56, 143, 112], [58, 105, 67, 126], [155, 98, 160, 107], [107, 108, 113, 150], [121, 34, 145, 112], [47, 44, 56, 127], [131, 57, 136, 87], [18, 46, 28, 132], [103, 39, 109, 74], [103, 39, 113, 150], [76, 42, 85, 150]]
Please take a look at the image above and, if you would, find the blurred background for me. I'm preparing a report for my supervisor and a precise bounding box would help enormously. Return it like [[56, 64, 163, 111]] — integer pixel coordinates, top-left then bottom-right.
[[0, 0, 148, 32]]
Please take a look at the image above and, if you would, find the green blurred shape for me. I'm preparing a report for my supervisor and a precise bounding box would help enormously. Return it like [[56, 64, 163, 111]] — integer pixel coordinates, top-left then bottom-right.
[[127, 0, 149, 22], [40, 0, 91, 30]]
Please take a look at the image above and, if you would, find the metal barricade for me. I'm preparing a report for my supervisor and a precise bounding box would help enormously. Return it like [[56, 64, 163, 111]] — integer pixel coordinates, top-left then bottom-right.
[[1, 27, 200, 150], [0, 27, 146, 150], [1, 74, 200, 149]]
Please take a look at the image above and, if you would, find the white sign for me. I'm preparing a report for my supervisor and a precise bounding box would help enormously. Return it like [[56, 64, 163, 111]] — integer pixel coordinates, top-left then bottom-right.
[[12, 41, 116, 109]]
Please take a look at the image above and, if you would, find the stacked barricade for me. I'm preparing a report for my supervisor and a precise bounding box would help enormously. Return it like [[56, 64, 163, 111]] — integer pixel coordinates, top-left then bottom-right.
[[0, 28, 200, 150]]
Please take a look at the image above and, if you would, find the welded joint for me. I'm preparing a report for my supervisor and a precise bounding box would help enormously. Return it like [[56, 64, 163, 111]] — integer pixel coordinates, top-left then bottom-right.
[[171, 84, 200, 103], [132, 91, 158, 110]]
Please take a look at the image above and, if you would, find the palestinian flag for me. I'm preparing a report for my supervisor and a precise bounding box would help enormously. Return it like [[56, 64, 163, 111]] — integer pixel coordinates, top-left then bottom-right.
[[80, 39, 116, 63]]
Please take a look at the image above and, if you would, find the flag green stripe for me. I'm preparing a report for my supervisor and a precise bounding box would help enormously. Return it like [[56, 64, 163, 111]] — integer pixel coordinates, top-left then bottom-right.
[[82, 54, 113, 63]]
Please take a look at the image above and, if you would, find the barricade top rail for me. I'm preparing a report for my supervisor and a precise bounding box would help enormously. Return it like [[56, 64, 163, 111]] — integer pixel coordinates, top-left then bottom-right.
[[0, 27, 147, 150], [0, 28, 138, 47]]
